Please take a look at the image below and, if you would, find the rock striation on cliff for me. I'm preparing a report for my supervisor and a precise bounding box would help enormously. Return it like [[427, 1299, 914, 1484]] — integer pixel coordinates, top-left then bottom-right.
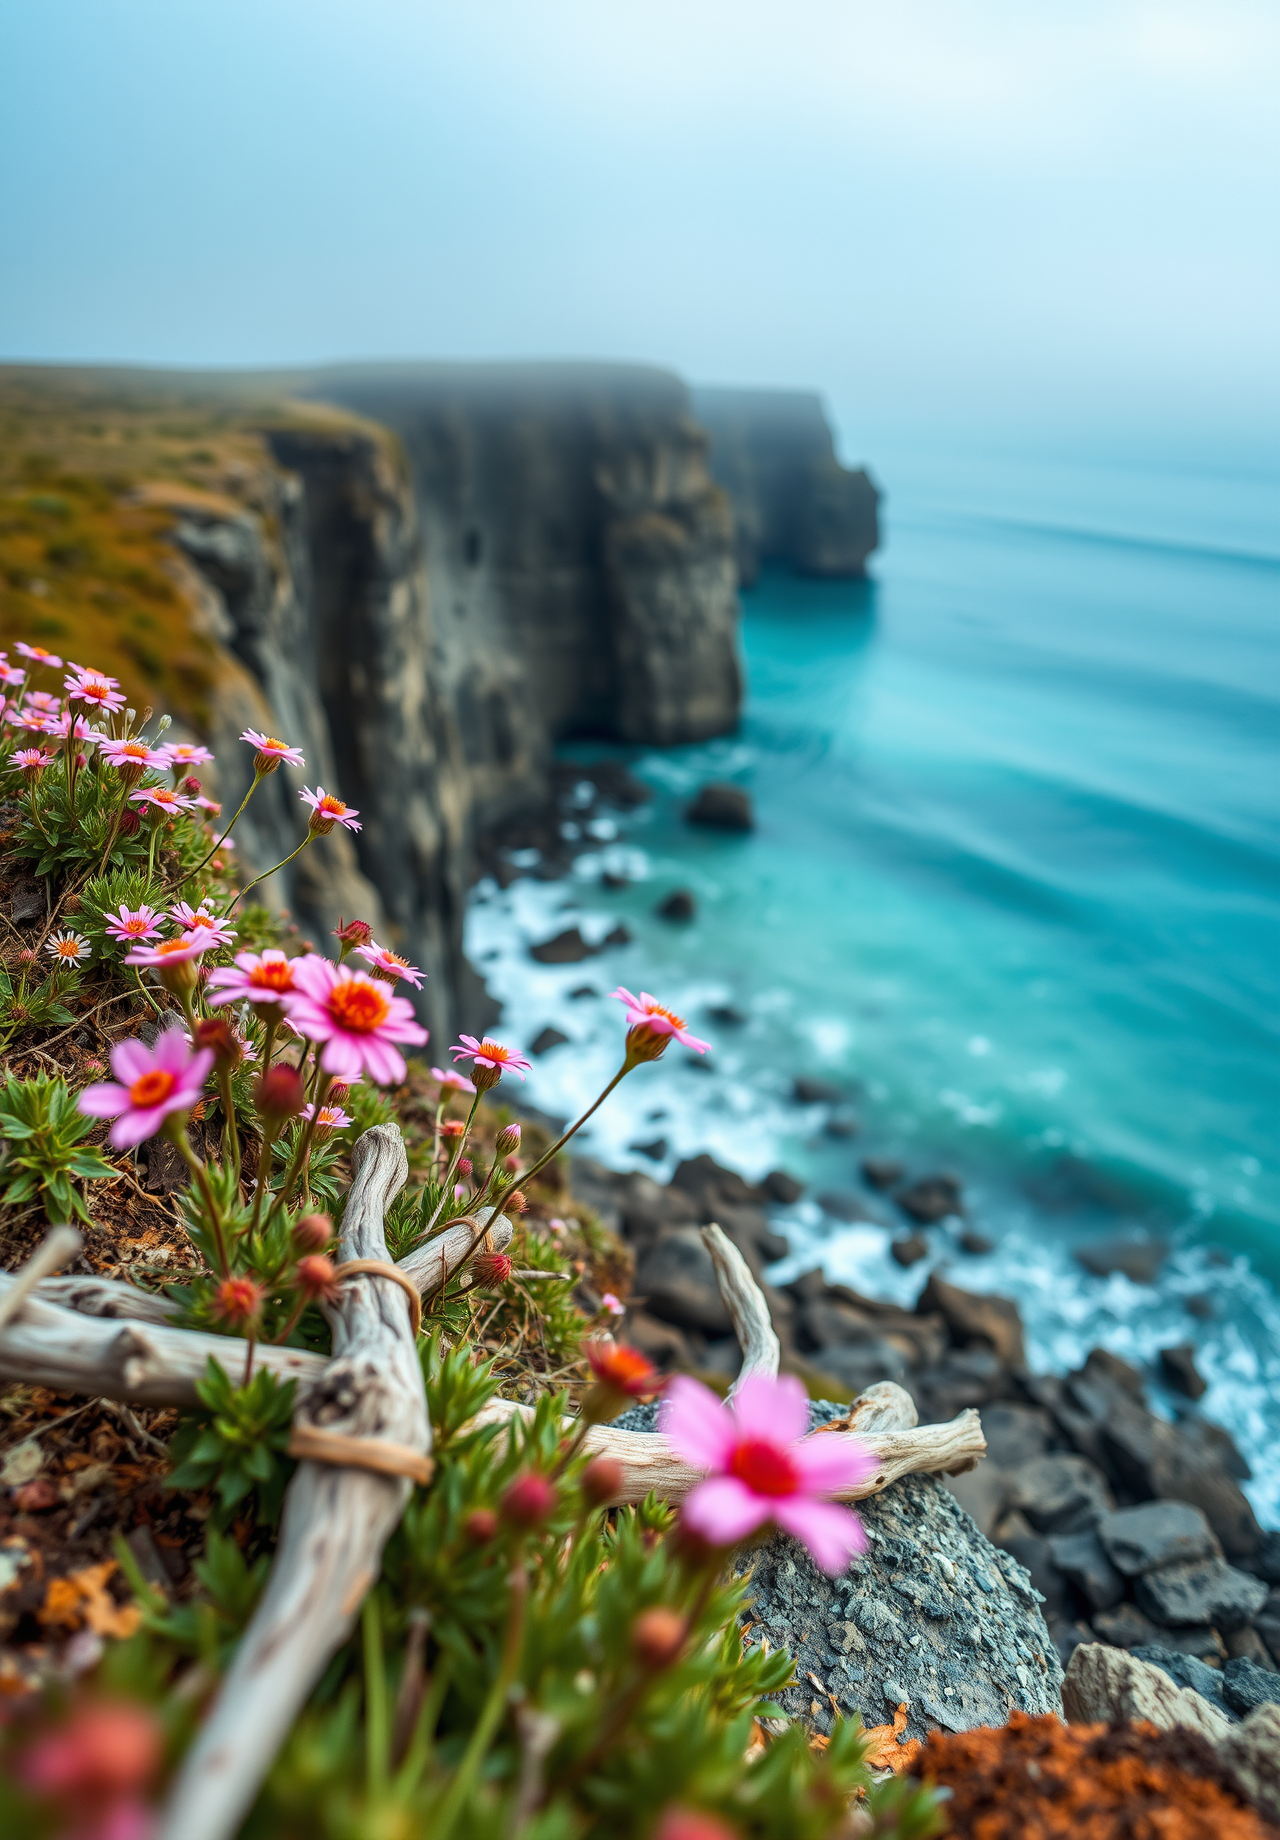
[[691, 386, 880, 585]]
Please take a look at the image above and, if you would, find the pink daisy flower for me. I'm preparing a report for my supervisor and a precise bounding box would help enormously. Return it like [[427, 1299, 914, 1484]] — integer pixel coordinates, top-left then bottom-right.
[[601, 1292, 626, 1317], [12, 747, 51, 773], [25, 691, 61, 713], [611, 988, 711, 1058], [282, 955, 428, 1084], [66, 668, 125, 712], [160, 741, 214, 768], [355, 939, 425, 987], [124, 934, 214, 970], [449, 1036, 532, 1080], [78, 1024, 214, 1149], [9, 709, 56, 735], [240, 728, 304, 772], [298, 785, 360, 834], [98, 736, 168, 773], [0, 662, 26, 688], [14, 642, 63, 668], [130, 785, 194, 814], [45, 930, 92, 965], [431, 1066, 476, 1095], [300, 1101, 354, 1133], [170, 901, 236, 948], [660, 1373, 875, 1576], [195, 795, 222, 814], [104, 904, 167, 945], [53, 712, 98, 742], [206, 947, 299, 1012]]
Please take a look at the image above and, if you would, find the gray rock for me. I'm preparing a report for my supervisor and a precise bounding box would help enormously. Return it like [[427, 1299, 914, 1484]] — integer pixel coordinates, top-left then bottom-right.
[[1220, 1703, 1280, 1824], [529, 927, 594, 964], [860, 1158, 904, 1190], [656, 888, 696, 922], [794, 1076, 845, 1105], [816, 1190, 872, 1224], [960, 1231, 995, 1256], [1061, 1643, 1231, 1740], [1092, 1602, 1165, 1650], [1006, 1455, 1114, 1535], [807, 1338, 909, 1394], [1223, 1656, 1280, 1718], [529, 1026, 570, 1055], [1049, 1530, 1125, 1611], [824, 1110, 860, 1140], [628, 1137, 668, 1161], [1127, 1645, 1234, 1716], [1136, 1556, 1268, 1633], [762, 1169, 804, 1204], [1096, 1501, 1221, 1576], [897, 1174, 964, 1224], [686, 782, 753, 831], [1160, 1343, 1207, 1399], [632, 1228, 732, 1335], [890, 1234, 930, 1268], [980, 1404, 1055, 1470], [916, 1273, 1026, 1368], [1050, 1620, 1095, 1669], [998, 1537, 1070, 1623], [1074, 1234, 1170, 1284]]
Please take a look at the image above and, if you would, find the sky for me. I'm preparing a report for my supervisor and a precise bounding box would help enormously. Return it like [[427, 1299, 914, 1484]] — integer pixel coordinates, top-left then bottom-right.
[[1, 0, 1277, 463]]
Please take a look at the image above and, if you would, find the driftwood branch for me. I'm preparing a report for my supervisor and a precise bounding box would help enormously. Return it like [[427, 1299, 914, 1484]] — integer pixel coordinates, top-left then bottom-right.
[[159, 1123, 427, 1840], [0, 1227, 83, 1332], [700, 1223, 780, 1391]]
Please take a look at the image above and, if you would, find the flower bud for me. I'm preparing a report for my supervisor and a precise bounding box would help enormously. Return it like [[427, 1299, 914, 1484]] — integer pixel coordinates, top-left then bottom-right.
[[181, 775, 202, 796], [494, 1122, 521, 1156], [624, 1023, 675, 1066], [332, 916, 374, 957], [472, 1252, 514, 1287], [631, 1607, 687, 1669], [579, 1456, 624, 1508], [471, 1061, 502, 1093], [500, 1472, 556, 1530], [439, 1119, 466, 1142], [329, 1083, 350, 1105], [255, 1064, 306, 1122], [215, 1275, 264, 1326], [504, 1189, 528, 1215], [118, 809, 141, 837], [155, 714, 172, 736], [293, 1212, 334, 1253], [194, 1016, 242, 1073], [18, 1699, 163, 1801], [464, 1507, 498, 1543], [295, 1254, 340, 1303], [654, 1811, 739, 1840], [457, 1156, 473, 1177]]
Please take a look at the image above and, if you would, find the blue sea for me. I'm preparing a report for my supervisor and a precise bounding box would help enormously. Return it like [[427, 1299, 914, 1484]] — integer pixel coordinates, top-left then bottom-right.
[[466, 443, 1280, 1519]]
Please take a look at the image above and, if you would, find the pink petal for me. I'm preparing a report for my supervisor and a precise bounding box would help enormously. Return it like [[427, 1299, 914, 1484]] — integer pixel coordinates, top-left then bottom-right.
[[659, 1374, 736, 1471], [730, 1372, 810, 1448], [772, 1496, 866, 1575], [109, 1040, 152, 1084], [675, 1027, 713, 1054], [320, 1036, 364, 1081], [682, 1475, 773, 1546], [152, 1026, 192, 1071], [78, 1081, 127, 1118], [791, 1432, 878, 1497], [185, 1048, 214, 1088], [110, 1109, 164, 1148]]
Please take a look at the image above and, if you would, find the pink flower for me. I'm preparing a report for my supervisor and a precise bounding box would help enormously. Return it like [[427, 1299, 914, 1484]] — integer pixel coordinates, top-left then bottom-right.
[[160, 741, 214, 768], [660, 1373, 874, 1575], [601, 1291, 626, 1316], [431, 1066, 476, 1094], [54, 711, 97, 741], [195, 794, 222, 814], [300, 1101, 353, 1132], [26, 690, 62, 714], [14, 642, 63, 668], [11, 708, 57, 735], [66, 667, 126, 712], [129, 785, 194, 814], [298, 784, 360, 834], [207, 947, 298, 1012], [104, 904, 167, 946], [449, 1035, 532, 1079], [0, 661, 26, 687], [124, 934, 213, 970], [355, 940, 425, 987], [169, 901, 236, 948], [611, 988, 711, 1060], [98, 736, 168, 773], [13, 747, 51, 773], [282, 954, 428, 1084], [79, 1025, 213, 1148], [241, 728, 304, 771]]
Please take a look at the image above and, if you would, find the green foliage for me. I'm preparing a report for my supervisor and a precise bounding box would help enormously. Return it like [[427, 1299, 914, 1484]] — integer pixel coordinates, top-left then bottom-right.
[[76, 862, 166, 951], [0, 1071, 113, 1224], [166, 1359, 297, 1526], [0, 959, 83, 1049], [337, 1079, 396, 1150], [14, 758, 150, 877], [117, 1526, 273, 1670]]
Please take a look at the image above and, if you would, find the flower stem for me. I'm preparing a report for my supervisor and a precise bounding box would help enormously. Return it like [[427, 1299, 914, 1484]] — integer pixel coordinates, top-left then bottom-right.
[[488, 1063, 630, 1218], [265, 1069, 333, 1228], [421, 1092, 481, 1236], [164, 771, 262, 894], [223, 832, 313, 918], [166, 1118, 229, 1278], [430, 1564, 526, 1840], [363, 1594, 390, 1804]]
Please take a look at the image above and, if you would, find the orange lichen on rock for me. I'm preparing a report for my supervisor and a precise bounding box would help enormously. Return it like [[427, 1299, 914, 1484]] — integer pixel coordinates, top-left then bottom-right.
[[862, 1702, 923, 1774], [909, 1710, 1278, 1839]]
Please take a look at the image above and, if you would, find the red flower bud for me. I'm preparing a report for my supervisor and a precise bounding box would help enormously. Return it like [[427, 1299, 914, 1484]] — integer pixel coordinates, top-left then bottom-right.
[[215, 1275, 263, 1325], [500, 1472, 556, 1530], [464, 1508, 498, 1544], [494, 1122, 521, 1156], [472, 1252, 513, 1287], [295, 1254, 340, 1303], [332, 916, 374, 948], [118, 809, 141, 837], [579, 1456, 624, 1508], [654, 1811, 739, 1840], [504, 1189, 527, 1215], [181, 775, 202, 796], [329, 1083, 350, 1105], [19, 1700, 163, 1800], [631, 1606, 688, 1669], [194, 1016, 242, 1073], [439, 1119, 466, 1141], [292, 1212, 334, 1252], [457, 1156, 473, 1177], [255, 1064, 306, 1121]]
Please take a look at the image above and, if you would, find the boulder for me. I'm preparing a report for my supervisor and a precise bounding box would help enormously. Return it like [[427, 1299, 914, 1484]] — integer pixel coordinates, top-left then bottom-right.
[[1096, 1501, 1220, 1576], [916, 1273, 1027, 1368], [1005, 1456, 1114, 1536], [897, 1174, 964, 1223], [1048, 1530, 1125, 1612], [960, 1231, 995, 1255], [807, 1338, 909, 1395], [1223, 1656, 1280, 1718], [1135, 1557, 1268, 1634], [762, 1169, 804, 1204], [686, 782, 753, 831], [669, 1153, 761, 1214], [1160, 1343, 1207, 1399], [1227, 1627, 1277, 1671], [1091, 1602, 1165, 1649], [816, 1190, 872, 1224], [656, 888, 696, 921], [628, 1137, 668, 1161], [1074, 1234, 1169, 1284], [890, 1234, 930, 1268], [860, 1158, 904, 1190], [529, 926, 594, 963], [529, 1026, 570, 1055], [1218, 1703, 1280, 1823], [996, 1536, 1069, 1624], [623, 1309, 692, 1370], [633, 1228, 733, 1335], [980, 1403, 1055, 1470], [793, 1075, 845, 1104], [943, 1464, 1008, 1541], [911, 1349, 1007, 1424], [823, 1109, 860, 1139], [1127, 1646, 1233, 1716], [1061, 1643, 1231, 1740]]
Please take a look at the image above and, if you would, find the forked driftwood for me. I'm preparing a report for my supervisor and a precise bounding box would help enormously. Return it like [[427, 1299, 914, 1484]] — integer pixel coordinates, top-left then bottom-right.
[[157, 1124, 427, 1840], [0, 1143, 986, 1839]]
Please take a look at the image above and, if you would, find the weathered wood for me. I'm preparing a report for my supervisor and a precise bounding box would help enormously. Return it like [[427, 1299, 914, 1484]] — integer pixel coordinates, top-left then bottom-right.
[[397, 1206, 512, 1296], [158, 1124, 427, 1840], [0, 1227, 82, 1331], [7, 1271, 182, 1325], [700, 1223, 780, 1392]]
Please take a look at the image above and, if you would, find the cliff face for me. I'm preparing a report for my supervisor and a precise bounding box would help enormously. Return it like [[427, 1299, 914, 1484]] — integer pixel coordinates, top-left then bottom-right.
[[690, 387, 880, 585]]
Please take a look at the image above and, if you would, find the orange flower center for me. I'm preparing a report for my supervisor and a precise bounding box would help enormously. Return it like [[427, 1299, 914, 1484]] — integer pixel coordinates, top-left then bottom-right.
[[644, 1003, 686, 1031], [121, 742, 148, 758], [480, 1040, 513, 1063], [250, 961, 294, 992], [318, 795, 345, 816], [327, 980, 391, 1034], [727, 1438, 798, 1498], [129, 1069, 176, 1108], [188, 914, 215, 930], [54, 940, 81, 958], [155, 938, 190, 956], [122, 919, 147, 934], [262, 737, 285, 750]]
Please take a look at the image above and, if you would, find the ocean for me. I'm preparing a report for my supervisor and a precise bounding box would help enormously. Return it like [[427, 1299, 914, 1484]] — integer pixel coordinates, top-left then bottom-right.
[[465, 443, 1280, 1519]]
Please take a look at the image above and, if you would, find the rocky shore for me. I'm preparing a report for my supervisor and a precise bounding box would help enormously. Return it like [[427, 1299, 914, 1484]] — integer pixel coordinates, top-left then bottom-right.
[[571, 1146, 1280, 1739]]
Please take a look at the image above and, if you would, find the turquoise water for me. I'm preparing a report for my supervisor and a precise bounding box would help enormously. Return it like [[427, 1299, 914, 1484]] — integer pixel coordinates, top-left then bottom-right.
[[467, 447, 1280, 1514]]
